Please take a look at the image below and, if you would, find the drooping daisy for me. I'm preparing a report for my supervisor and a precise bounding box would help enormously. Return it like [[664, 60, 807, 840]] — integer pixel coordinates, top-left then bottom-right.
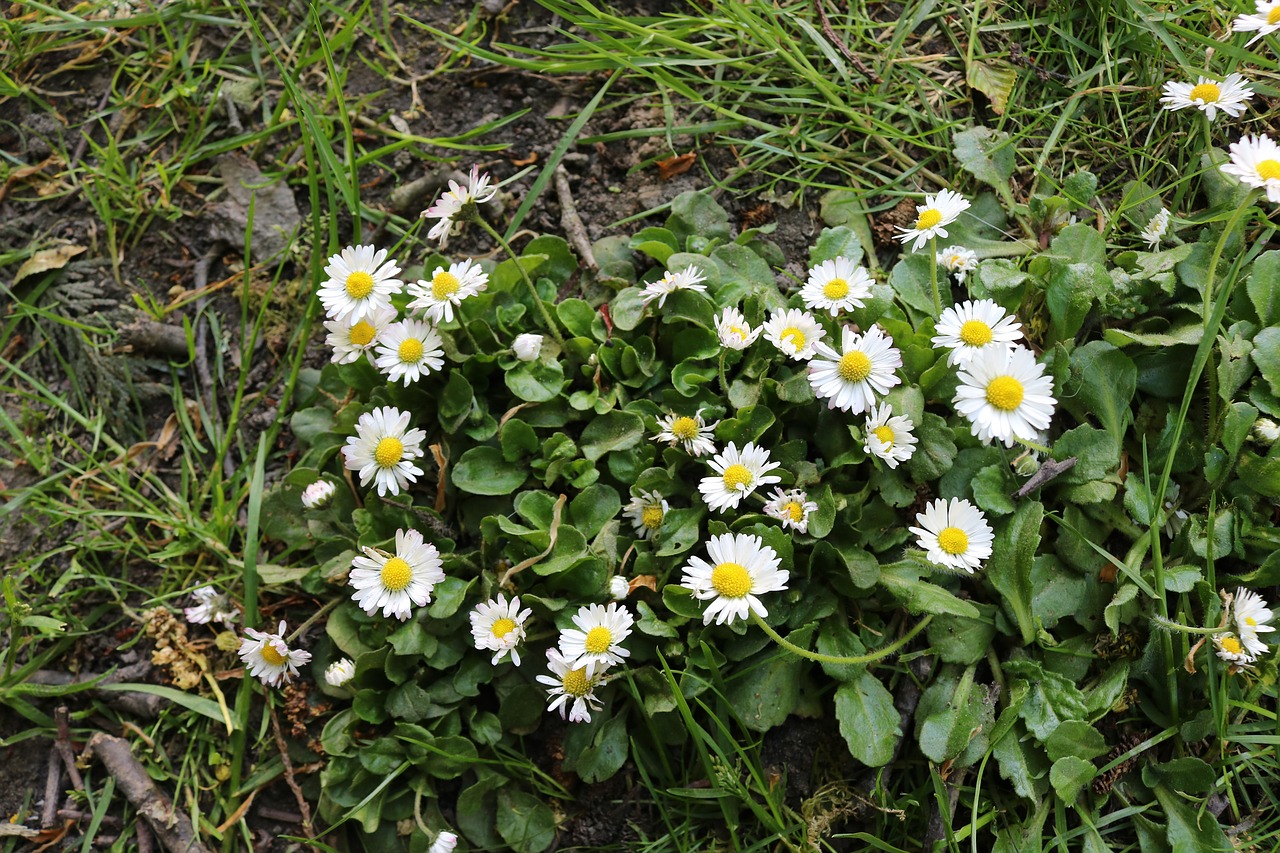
[[679, 532, 788, 625], [762, 307, 826, 361], [324, 658, 356, 687], [406, 259, 488, 324], [422, 165, 498, 247], [537, 648, 606, 723], [863, 404, 918, 469], [953, 345, 1057, 448], [1160, 74, 1254, 122], [348, 528, 445, 620], [324, 303, 396, 365], [1213, 632, 1258, 667], [428, 833, 459, 853], [762, 488, 818, 534], [342, 406, 427, 496], [469, 594, 533, 666], [374, 319, 445, 386], [698, 441, 782, 512], [896, 188, 971, 252], [1234, 587, 1275, 654], [183, 586, 236, 628], [640, 264, 708, 309], [715, 306, 762, 350], [909, 498, 994, 574], [318, 245, 403, 326], [1233, 0, 1280, 45], [301, 480, 337, 509], [609, 576, 630, 601], [1141, 208, 1171, 250], [936, 246, 979, 285], [623, 489, 669, 539], [1161, 482, 1190, 538], [931, 299, 1023, 366], [1220, 134, 1280, 203], [1254, 417, 1280, 445], [238, 620, 312, 687], [513, 333, 543, 361], [557, 602, 634, 677], [654, 410, 718, 457], [807, 324, 902, 414], [799, 257, 873, 316]]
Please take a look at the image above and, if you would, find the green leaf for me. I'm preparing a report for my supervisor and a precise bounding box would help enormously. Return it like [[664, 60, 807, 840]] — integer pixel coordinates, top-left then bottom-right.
[[992, 723, 1044, 800], [809, 226, 864, 268], [580, 411, 645, 461], [1045, 721, 1108, 762], [1050, 756, 1096, 804], [569, 483, 620, 540], [952, 126, 1015, 193], [927, 607, 997, 665], [1252, 326, 1280, 397], [972, 464, 1015, 516], [878, 563, 980, 618], [290, 406, 334, 445], [1143, 758, 1216, 794], [609, 287, 649, 332], [726, 650, 803, 732], [1004, 658, 1089, 741], [835, 671, 900, 767], [667, 190, 732, 247], [496, 788, 557, 853], [457, 776, 506, 848], [987, 500, 1042, 645], [905, 412, 958, 481], [1067, 341, 1136, 439], [1153, 783, 1233, 853], [966, 60, 1016, 115], [917, 667, 991, 764], [1247, 250, 1280, 325], [453, 446, 527, 495], [505, 358, 566, 402]]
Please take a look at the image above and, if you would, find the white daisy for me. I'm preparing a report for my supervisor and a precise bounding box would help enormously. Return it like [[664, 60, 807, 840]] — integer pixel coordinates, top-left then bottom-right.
[[609, 576, 630, 600], [936, 246, 979, 285], [422, 165, 498, 247], [762, 307, 826, 361], [324, 303, 396, 365], [623, 489, 669, 539], [324, 658, 356, 687], [1254, 417, 1280, 446], [953, 345, 1057, 448], [536, 648, 606, 723], [301, 480, 337, 509], [807, 324, 902, 414], [909, 498, 994, 574], [406, 259, 488, 324], [863, 403, 918, 469], [428, 833, 458, 853], [896, 188, 971, 252], [799, 257, 873, 316], [1233, 0, 1280, 45], [698, 441, 782, 512], [679, 532, 788, 625], [1213, 632, 1258, 667], [317, 245, 403, 326], [374, 319, 445, 386], [931, 299, 1023, 366], [1160, 74, 1254, 122], [238, 620, 311, 687], [348, 528, 445, 621], [762, 488, 818, 534], [1141, 208, 1171, 250], [513, 333, 543, 361], [654, 410, 718, 457], [183, 586, 236, 628], [1221, 134, 1280, 203], [640, 264, 708, 309], [715, 306, 762, 350], [557, 602, 634, 677], [342, 406, 427, 496], [1234, 587, 1275, 654], [469, 594, 532, 666]]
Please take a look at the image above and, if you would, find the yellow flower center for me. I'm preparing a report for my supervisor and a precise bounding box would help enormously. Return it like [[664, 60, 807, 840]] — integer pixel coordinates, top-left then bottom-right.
[[1221, 636, 1244, 655], [780, 326, 806, 349], [670, 416, 700, 441], [584, 626, 613, 654], [348, 320, 377, 347], [959, 319, 994, 347], [373, 437, 404, 467], [431, 271, 461, 300], [259, 643, 287, 666], [641, 504, 665, 529], [1189, 82, 1221, 103], [1257, 159, 1280, 181], [985, 376, 1025, 412], [1270, 5, 1280, 24], [823, 278, 849, 300], [873, 425, 895, 447], [730, 325, 748, 339], [784, 501, 805, 523], [915, 208, 943, 230], [345, 270, 374, 299], [380, 556, 413, 591], [711, 562, 752, 598], [838, 351, 873, 382], [491, 617, 517, 639], [562, 667, 591, 697], [1245, 617, 1258, 627], [398, 338, 425, 364], [722, 463, 753, 490], [937, 527, 969, 555]]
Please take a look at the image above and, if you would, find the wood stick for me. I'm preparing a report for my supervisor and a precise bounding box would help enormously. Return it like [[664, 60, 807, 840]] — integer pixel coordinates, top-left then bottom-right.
[[268, 705, 314, 838], [553, 165, 597, 271], [54, 707, 84, 793], [42, 744, 63, 828]]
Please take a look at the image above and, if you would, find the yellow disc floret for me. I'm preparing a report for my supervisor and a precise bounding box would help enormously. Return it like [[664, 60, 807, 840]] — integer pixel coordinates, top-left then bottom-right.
[[780, 327, 806, 349], [431, 271, 461, 299], [491, 617, 516, 639], [380, 557, 413, 591], [641, 505, 665, 529], [937, 527, 969, 555], [959, 319, 994, 347], [1189, 82, 1221, 103], [373, 437, 404, 467], [838, 351, 873, 383], [259, 643, 287, 666], [584, 626, 613, 654], [711, 562, 752, 598], [345, 271, 374, 299], [562, 667, 591, 697], [1221, 635, 1244, 655], [784, 501, 805, 523], [823, 278, 849, 300], [671, 416, 700, 441], [1257, 159, 1280, 181], [1269, 5, 1280, 24], [985, 376, 1025, 412], [873, 425, 895, 447], [915, 208, 943, 230], [722, 463, 753, 490], [348, 320, 377, 347], [398, 338, 425, 364]]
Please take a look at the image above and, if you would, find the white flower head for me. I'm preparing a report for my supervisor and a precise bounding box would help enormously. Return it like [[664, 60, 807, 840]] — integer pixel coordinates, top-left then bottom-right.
[[808, 324, 903, 414], [680, 532, 788, 625], [422, 165, 498, 247], [953, 345, 1057, 448], [799, 257, 873, 316], [301, 479, 337, 509], [931, 299, 1023, 367], [238, 620, 311, 687], [762, 488, 818, 534], [863, 403, 918, 469], [1221, 134, 1280, 203], [469, 594, 532, 666], [557, 602, 634, 677], [1141, 207, 1172, 250], [374, 319, 445, 386], [342, 406, 427, 496], [1213, 632, 1259, 667], [183, 586, 236, 628], [640, 264, 708, 309], [1160, 74, 1254, 122], [406, 259, 488, 324], [1233, 0, 1280, 45], [1253, 417, 1280, 445], [623, 489, 669, 539], [536, 647, 606, 723], [1234, 587, 1275, 654], [936, 246, 979, 285], [762, 307, 826, 360], [609, 576, 631, 600], [909, 498, 994, 574], [896, 189, 971, 252], [715, 306, 762, 350], [428, 833, 458, 853], [348, 528, 445, 621], [513, 333, 544, 361], [324, 658, 356, 687], [654, 410, 718, 457], [324, 303, 396, 365], [318, 245, 403, 326], [698, 441, 782, 512]]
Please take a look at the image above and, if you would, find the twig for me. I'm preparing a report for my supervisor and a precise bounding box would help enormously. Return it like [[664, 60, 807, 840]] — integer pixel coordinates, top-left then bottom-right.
[[41, 744, 62, 828], [812, 0, 880, 82], [268, 704, 314, 838], [1013, 456, 1077, 498], [500, 495, 567, 587], [255, 806, 304, 824], [136, 822, 156, 853], [553, 165, 597, 271], [54, 707, 84, 793]]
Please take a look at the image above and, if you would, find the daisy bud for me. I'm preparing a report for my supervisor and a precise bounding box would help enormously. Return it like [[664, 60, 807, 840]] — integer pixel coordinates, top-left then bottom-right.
[[513, 333, 544, 362], [324, 658, 356, 687], [301, 479, 337, 509], [609, 575, 630, 601], [429, 832, 458, 853], [1253, 417, 1280, 446]]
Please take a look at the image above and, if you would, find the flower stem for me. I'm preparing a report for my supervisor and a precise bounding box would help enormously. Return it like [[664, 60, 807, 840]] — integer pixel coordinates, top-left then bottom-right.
[[475, 218, 565, 346], [718, 350, 730, 396], [1150, 616, 1229, 636], [1011, 434, 1052, 455], [929, 234, 942, 317], [751, 610, 932, 665]]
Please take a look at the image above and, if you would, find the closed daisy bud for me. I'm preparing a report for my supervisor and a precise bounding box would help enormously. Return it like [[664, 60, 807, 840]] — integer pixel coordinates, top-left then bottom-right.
[[301, 479, 337, 509], [428, 832, 459, 853], [512, 333, 544, 361], [324, 658, 356, 687], [609, 576, 631, 600]]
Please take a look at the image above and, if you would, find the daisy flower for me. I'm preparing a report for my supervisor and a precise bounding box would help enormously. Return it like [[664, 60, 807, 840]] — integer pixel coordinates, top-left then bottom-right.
[[679, 532, 788, 625], [537, 648, 606, 723], [469, 594, 532, 666], [1141, 208, 1171, 250], [715, 306, 762, 350], [406, 259, 488, 324], [1233, 0, 1280, 45], [698, 441, 782, 512], [348, 529, 445, 621], [422, 165, 498, 247], [238, 620, 311, 687], [807, 324, 902, 414], [654, 410, 718, 457], [896, 189, 970, 252], [1160, 74, 1254, 122], [557, 602, 634, 677], [936, 246, 978, 285], [1220, 134, 1280, 203], [623, 489, 668, 539], [324, 303, 396, 365], [374, 319, 445, 386], [1234, 587, 1275, 655], [342, 406, 427, 496], [799, 257, 872, 316], [609, 576, 631, 601], [1213, 632, 1258, 667], [909, 498, 994, 574], [318, 245, 403, 326], [640, 264, 708, 309], [513, 333, 543, 361], [953, 345, 1057, 448], [863, 403, 918, 469], [183, 586, 236, 628], [301, 480, 337, 509], [762, 488, 818, 534], [762, 307, 826, 360], [324, 658, 356, 687], [931, 299, 1023, 366]]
